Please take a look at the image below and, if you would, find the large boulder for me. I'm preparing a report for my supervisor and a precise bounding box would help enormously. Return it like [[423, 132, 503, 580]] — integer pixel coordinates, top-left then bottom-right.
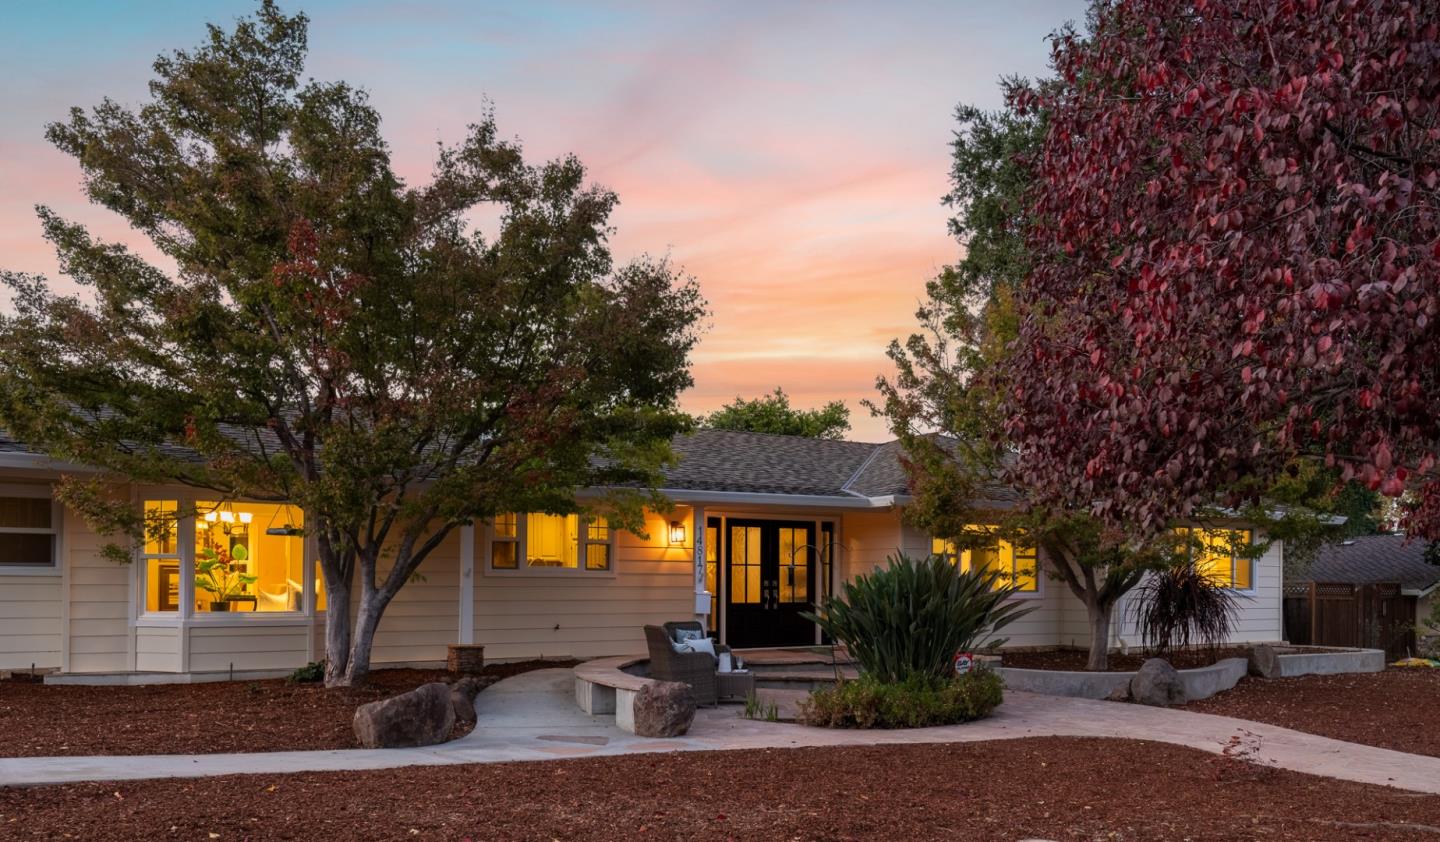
[[1129, 658, 1186, 706], [449, 675, 495, 726], [1248, 644, 1281, 678], [632, 681, 696, 738], [354, 682, 456, 748]]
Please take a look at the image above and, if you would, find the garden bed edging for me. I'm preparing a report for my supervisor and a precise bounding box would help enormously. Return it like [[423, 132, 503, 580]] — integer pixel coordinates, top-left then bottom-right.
[[995, 657, 1248, 702], [1249, 645, 1385, 678]]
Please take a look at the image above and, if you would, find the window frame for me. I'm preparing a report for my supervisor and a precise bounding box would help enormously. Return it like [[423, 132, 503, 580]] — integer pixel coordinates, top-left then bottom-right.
[[135, 496, 315, 623], [0, 484, 63, 576], [482, 512, 618, 577], [930, 529, 1043, 600], [1179, 527, 1255, 591]]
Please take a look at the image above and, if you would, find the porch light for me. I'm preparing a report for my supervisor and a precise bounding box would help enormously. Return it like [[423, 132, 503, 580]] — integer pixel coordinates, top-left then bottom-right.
[[669, 520, 686, 546]]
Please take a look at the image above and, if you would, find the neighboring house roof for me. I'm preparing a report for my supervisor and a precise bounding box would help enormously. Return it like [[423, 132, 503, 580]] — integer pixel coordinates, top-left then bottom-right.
[[1305, 534, 1440, 595]]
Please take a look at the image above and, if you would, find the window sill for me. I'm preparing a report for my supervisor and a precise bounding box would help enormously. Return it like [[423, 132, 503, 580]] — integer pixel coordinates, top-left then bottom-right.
[[0, 565, 60, 576], [482, 565, 618, 579], [134, 613, 315, 627]]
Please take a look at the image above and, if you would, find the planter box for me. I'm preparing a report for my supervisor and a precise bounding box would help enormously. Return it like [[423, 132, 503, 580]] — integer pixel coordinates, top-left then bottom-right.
[[446, 644, 486, 674]]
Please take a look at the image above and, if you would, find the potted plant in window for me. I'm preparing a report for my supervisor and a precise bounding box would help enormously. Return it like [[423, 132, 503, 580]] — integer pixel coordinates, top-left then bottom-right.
[[195, 543, 257, 612]]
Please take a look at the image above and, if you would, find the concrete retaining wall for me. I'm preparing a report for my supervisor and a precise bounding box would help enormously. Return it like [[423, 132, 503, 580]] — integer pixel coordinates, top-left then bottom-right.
[[995, 657, 1249, 702], [1254, 646, 1386, 678]]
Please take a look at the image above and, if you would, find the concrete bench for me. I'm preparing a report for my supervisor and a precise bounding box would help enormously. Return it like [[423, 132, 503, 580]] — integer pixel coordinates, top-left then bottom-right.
[[573, 655, 655, 734]]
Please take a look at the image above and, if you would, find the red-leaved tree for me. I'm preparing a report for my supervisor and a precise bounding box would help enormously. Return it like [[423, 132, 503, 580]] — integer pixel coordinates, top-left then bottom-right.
[[1003, 0, 1440, 535]]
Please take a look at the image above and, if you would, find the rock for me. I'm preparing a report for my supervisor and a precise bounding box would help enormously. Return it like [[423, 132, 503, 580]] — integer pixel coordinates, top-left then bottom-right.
[[1248, 644, 1280, 678], [449, 675, 495, 726], [631, 680, 696, 738], [1104, 683, 1131, 702], [353, 682, 455, 748], [1129, 658, 1186, 706]]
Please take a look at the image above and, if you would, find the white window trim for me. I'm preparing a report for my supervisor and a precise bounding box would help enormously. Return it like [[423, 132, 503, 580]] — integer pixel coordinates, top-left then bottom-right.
[[482, 513, 618, 578], [136, 496, 314, 622], [0, 483, 63, 576]]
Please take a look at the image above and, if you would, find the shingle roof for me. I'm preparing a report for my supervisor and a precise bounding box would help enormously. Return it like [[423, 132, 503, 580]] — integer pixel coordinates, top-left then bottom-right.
[[662, 429, 880, 497], [1305, 535, 1440, 593]]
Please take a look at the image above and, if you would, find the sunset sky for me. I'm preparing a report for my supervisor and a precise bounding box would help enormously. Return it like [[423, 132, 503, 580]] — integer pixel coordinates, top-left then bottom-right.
[[0, 1, 1083, 441]]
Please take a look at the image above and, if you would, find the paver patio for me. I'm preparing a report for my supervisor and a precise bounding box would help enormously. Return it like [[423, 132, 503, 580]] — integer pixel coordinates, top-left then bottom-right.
[[5, 668, 1439, 793]]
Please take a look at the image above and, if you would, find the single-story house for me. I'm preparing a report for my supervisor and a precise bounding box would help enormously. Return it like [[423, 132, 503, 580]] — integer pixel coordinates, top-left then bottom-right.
[[0, 429, 1285, 681], [1305, 535, 1440, 636]]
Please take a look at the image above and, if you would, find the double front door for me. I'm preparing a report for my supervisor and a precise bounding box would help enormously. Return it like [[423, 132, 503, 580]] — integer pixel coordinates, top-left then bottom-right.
[[724, 519, 817, 648]]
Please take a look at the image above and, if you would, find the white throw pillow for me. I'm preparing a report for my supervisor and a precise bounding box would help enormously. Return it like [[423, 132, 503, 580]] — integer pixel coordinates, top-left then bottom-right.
[[672, 636, 716, 658]]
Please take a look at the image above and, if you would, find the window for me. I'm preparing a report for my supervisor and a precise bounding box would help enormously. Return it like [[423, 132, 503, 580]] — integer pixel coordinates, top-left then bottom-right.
[[194, 502, 306, 613], [730, 524, 761, 603], [778, 526, 808, 603], [1178, 528, 1252, 589], [491, 513, 518, 569], [141, 500, 180, 612], [0, 492, 59, 570], [931, 528, 1039, 593], [487, 512, 615, 573], [705, 519, 719, 632]]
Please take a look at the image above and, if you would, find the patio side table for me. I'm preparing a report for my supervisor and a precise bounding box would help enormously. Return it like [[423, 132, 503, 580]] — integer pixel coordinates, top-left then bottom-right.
[[715, 670, 755, 702]]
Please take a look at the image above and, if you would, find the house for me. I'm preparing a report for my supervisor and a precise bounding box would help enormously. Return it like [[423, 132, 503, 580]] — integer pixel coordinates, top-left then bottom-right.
[[1305, 535, 1440, 637], [0, 429, 1285, 681]]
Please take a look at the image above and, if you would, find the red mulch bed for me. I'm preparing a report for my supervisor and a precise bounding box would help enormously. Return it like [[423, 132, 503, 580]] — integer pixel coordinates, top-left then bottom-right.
[[4, 738, 1440, 840], [1186, 668, 1440, 757], [0, 659, 578, 757], [1001, 646, 1253, 671]]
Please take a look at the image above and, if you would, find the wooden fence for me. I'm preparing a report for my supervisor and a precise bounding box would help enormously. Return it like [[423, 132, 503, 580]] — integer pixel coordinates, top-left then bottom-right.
[[1283, 582, 1416, 659]]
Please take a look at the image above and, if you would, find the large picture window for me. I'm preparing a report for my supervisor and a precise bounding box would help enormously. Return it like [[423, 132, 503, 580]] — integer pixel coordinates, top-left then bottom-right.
[[931, 528, 1039, 593], [487, 513, 615, 573], [0, 492, 59, 570], [1177, 528, 1252, 589]]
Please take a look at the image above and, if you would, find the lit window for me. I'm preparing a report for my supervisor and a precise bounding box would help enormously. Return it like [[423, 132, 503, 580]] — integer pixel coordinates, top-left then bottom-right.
[[730, 525, 761, 604], [194, 502, 305, 613], [141, 500, 180, 612], [0, 493, 59, 570], [1178, 528, 1252, 589], [488, 512, 616, 573], [931, 528, 1038, 593]]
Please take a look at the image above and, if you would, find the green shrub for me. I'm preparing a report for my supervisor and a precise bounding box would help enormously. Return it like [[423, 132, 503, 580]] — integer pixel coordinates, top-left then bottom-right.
[[803, 552, 1033, 684], [287, 660, 326, 683], [799, 669, 1004, 729]]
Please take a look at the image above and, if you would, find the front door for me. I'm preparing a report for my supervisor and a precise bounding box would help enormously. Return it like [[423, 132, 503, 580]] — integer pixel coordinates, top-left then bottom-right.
[[725, 519, 816, 648]]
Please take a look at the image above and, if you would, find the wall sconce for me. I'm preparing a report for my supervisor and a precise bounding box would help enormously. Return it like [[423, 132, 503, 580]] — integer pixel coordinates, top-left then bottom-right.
[[669, 520, 686, 546]]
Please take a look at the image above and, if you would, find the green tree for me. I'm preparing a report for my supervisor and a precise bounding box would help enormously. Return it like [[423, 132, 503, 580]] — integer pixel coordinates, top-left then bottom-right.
[[702, 387, 850, 440], [0, 2, 705, 686]]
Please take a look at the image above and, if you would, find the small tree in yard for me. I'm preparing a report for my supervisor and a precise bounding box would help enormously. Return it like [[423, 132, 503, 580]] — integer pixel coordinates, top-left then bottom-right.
[[0, 2, 705, 686], [701, 387, 850, 440]]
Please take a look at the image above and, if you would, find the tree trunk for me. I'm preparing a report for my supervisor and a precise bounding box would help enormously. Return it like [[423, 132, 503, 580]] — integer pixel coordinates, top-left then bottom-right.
[[1085, 598, 1113, 671], [341, 589, 391, 687], [322, 577, 352, 686]]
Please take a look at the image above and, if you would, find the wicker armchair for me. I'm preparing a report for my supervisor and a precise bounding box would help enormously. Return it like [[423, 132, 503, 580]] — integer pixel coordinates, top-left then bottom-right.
[[644, 624, 727, 706]]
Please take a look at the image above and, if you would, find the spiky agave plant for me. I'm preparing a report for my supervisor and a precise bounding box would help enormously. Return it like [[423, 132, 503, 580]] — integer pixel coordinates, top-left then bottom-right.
[[1128, 563, 1243, 657], [803, 553, 1033, 685]]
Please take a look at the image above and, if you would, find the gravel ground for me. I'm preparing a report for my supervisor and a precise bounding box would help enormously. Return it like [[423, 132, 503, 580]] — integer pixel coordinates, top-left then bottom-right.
[[0, 660, 577, 757], [1185, 668, 1440, 757], [4, 737, 1440, 840]]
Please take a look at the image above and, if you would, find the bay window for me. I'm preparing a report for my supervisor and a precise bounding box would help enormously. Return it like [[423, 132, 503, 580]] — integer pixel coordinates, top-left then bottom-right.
[[487, 512, 615, 573]]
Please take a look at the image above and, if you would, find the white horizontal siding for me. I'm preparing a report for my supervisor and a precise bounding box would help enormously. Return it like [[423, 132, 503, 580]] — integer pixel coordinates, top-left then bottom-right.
[[64, 504, 129, 673], [473, 510, 692, 660], [135, 626, 180, 672], [188, 624, 308, 672]]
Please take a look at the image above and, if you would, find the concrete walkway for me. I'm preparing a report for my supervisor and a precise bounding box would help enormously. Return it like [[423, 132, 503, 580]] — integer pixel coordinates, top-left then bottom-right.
[[5, 668, 1440, 794]]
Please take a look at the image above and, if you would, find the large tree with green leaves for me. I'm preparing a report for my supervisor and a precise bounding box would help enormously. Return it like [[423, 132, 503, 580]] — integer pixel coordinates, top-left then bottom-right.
[[0, 2, 705, 686], [701, 387, 850, 440]]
